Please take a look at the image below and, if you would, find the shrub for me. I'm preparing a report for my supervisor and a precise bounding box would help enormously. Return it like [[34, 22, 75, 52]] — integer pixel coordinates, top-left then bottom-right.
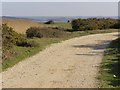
[[17, 40, 39, 47], [67, 20, 70, 23], [2, 24, 28, 48], [2, 24, 17, 50], [71, 18, 119, 31], [27, 40, 39, 47], [2, 24, 31, 60], [26, 27, 43, 38], [2, 24, 14, 60], [44, 20, 54, 24], [16, 39, 28, 47], [26, 27, 68, 38]]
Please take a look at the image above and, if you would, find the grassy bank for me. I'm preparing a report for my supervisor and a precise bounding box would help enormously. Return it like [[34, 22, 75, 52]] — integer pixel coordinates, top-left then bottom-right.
[[68, 29, 118, 38], [99, 38, 120, 88], [2, 38, 61, 70]]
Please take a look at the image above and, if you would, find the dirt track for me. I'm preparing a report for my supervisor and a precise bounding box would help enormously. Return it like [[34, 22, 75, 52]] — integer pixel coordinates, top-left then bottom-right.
[[2, 33, 118, 88]]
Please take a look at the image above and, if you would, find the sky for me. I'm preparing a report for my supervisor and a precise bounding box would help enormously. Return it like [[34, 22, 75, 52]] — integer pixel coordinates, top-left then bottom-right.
[[1, 0, 119, 17], [1, 0, 120, 2]]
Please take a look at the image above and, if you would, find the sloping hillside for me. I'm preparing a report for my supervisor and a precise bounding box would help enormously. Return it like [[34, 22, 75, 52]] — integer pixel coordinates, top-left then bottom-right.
[[1, 18, 43, 34]]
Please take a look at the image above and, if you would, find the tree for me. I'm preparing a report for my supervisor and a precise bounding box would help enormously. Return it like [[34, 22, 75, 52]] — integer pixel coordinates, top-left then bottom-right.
[[44, 20, 54, 24]]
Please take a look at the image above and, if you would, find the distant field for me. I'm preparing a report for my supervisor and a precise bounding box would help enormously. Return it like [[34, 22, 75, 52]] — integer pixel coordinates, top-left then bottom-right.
[[1, 18, 44, 34], [1, 18, 72, 33], [42, 22, 72, 29]]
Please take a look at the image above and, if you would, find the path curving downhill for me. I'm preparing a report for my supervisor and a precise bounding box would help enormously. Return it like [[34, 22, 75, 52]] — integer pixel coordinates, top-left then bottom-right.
[[2, 32, 118, 88]]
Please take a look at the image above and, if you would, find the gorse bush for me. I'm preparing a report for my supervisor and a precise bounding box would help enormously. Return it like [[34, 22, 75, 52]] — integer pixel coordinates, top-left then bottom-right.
[[2, 24, 21, 59], [2, 24, 39, 60], [71, 18, 119, 31], [2, 24, 20, 49], [26, 27, 68, 38], [17, 40, 39, 47], [27, 40, 39, 47], [2, 24, 29, 47], [26, 27, 43, 38]]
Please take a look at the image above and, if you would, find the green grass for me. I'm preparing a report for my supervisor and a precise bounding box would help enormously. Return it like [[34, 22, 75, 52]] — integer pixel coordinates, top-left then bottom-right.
[[42, 22, 72, 29], [68, 29, 118, 38], [99, 38, 120, 88], [2, 38, 61, 70], [2, 22, 118, 71]]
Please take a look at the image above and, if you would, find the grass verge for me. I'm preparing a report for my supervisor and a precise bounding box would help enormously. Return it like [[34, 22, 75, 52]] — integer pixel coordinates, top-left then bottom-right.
[[99, 37, 120, 88], [2, 38, 61, 70]]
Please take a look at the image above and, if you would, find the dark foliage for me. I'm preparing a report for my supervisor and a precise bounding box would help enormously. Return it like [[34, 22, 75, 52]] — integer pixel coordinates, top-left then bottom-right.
[[26, 27, 67, 38], [2, 24, 38, 60], [26, 27, 43, 38], [2, 24, 26, 59], [71, 18, 119, 31], [2, 24, 26, 50], [44, 20, 54, 24]]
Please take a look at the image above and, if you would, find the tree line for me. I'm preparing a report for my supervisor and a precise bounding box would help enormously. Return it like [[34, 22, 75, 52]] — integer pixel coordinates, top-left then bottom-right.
[[71, 18, 120, 31]]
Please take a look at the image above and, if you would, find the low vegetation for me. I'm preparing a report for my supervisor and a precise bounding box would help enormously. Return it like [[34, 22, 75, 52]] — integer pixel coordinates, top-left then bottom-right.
[[43, 22, 72, 30], [2, 24, 39, 69], [2, 18, 119, 71], [26, 27, 68, 38], [72, 18, 119, 31], [44, 20, 54, 24], [99, 38, 120, 88]]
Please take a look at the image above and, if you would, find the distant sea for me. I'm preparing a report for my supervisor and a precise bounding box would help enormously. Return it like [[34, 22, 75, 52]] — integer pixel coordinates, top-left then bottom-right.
[[2, 16, 118, 22]]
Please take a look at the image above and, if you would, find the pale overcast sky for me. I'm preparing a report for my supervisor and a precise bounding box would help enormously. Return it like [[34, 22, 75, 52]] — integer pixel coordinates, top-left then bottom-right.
[[1, 0, 119, 16], [1, 0, 120, 2]]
